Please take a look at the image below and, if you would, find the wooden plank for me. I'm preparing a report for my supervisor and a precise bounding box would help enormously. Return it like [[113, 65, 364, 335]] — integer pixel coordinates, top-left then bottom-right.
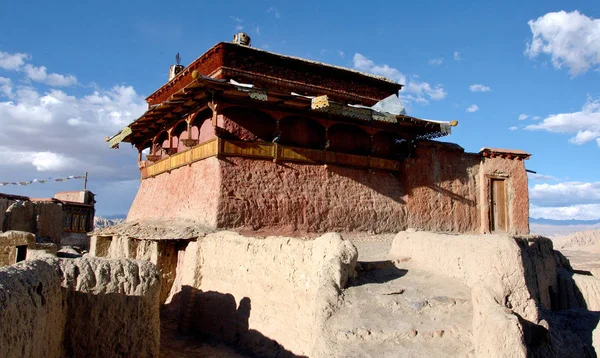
[[280, 146, 324, 163], [221, 140, 274, 159]]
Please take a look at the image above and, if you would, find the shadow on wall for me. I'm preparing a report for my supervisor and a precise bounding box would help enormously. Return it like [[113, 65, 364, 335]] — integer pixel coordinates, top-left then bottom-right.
[[348, 260, 408, 287], [167, 286, 306, 358], [516, 238, 600, 357]]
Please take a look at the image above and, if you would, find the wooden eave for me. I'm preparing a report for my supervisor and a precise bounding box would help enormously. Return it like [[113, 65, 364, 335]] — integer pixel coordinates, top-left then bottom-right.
[[112, 75, 451, 148]]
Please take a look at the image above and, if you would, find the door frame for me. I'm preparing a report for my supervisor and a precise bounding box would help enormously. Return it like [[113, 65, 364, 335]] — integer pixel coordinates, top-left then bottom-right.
[[485, 174, 510, 233]]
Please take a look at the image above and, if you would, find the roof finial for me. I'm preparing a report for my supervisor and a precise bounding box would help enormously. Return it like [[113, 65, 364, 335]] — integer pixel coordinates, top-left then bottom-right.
[[176, 53, 181, 65], [233, 32, 251, 46]]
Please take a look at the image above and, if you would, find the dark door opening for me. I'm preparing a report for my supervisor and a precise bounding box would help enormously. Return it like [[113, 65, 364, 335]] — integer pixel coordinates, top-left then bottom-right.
[[491, 179, 508, 232], [16, 245, 27, 262]]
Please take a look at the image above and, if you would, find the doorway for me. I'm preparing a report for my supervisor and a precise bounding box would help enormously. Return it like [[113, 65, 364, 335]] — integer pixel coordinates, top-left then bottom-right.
[[16, 245, 27, 263], [490, 179, 508, 232]]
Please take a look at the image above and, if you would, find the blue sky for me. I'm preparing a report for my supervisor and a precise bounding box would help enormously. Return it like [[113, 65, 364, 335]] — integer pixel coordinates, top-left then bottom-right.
[[0, 1, 599, 220]]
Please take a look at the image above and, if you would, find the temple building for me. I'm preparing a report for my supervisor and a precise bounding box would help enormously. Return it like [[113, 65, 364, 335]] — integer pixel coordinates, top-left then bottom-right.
[[108, 33, 531, 235]]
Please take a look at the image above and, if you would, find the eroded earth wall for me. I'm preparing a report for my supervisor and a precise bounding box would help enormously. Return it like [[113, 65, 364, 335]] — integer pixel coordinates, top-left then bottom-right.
[[389, 231, 598, 357], [170, 231, 358, 357], [0, 257, 161, 358]]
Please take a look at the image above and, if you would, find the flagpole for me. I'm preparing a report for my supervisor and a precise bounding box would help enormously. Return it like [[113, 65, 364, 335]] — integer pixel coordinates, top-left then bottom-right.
[[84, 172, 88, 190]]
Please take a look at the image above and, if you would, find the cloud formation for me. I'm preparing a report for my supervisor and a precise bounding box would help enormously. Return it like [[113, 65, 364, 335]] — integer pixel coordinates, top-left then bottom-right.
[[466, 104, 479, 112], [525, 98, 600, 146], [529, 180, 600, 220], [0, 52, 146, 180], [0, 51, 77, 87], [518, 114, 528, 120], [526, 10, 600, 76], [428, 57, 443, 66], [469, 84, 491, 92], [353, 53, 447, 105], [453, 52, 461, 61]]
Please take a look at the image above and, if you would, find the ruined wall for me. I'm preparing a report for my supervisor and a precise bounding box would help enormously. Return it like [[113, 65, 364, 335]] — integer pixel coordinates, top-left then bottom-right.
[[0, 198, 11, 231], [172, 231, 357, 357], [389, 232, 596, 357], [0, 257, 160, 357], [0, 231, 35, 266], [91, 235, 184, 304], [127, 157, 221, 228], [5, 200, 36, 233], [35, 202, 63, 244]]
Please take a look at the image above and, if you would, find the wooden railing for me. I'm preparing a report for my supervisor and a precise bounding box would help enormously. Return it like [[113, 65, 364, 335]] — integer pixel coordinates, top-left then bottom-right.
[[140, 138, 399, 179]]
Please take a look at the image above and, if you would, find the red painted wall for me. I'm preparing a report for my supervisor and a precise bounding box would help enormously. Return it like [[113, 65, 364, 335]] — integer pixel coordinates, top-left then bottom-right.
[[127, 141, 530, 235]]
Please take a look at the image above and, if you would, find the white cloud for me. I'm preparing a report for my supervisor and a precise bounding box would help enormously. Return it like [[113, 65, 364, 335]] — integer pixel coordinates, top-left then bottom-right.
[[0, 79, 146, 176], [530, 204, 600, 221], [453, 52, 461, 61], [469, 84, 491, 92], [428, 57, 443, 66], [518, 114, 529, 120], [532, 116, 542, 120], [508, 126, 518, 131], [527, 172, 556, 181], [525, 98, 600, 145], [466, 104, 479, 112], [530, 181, 600, 206], [0, 51, 77, 87], [0, 51, 28, 70], [235, 24, 244, 31], [23, 64, 77, 87], [529, 180, 600, 220], [353, 53, 447, 105], [525, 10, 600, 76], [353, 53, 406, 84], [0, 77, 12, 97], [2, 148, 75, 172], [338, 51, 345, 58], [267, 7, 281, 19]]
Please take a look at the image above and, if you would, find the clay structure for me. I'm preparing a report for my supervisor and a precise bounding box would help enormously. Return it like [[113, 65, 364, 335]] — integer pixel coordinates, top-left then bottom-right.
[[110, 38, 531, 234], [0, 190, 95, 252]]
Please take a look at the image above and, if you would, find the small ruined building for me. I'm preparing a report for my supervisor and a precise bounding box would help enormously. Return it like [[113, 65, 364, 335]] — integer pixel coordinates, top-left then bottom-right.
[[0, 190, 95, 265], [108, 33, 531, 235]]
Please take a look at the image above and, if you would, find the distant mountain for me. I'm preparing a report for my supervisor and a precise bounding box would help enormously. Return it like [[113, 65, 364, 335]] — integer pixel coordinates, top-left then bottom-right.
[[94, 216, 125, 229], [529, 218, 600, 226]]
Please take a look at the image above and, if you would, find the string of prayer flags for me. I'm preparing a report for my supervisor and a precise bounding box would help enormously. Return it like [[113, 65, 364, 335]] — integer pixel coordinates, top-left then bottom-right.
[[0, 175, 86, 186]]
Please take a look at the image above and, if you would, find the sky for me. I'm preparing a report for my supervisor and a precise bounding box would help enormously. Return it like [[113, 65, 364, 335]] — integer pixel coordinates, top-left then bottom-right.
[[0, 0, 598, 220]]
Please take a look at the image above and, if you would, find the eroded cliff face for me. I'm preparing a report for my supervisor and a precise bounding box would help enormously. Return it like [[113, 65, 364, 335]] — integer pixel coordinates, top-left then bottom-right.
[[0, 257, 161, 358]]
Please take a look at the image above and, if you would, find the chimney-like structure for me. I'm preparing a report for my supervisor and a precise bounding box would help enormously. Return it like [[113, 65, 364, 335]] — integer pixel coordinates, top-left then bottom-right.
[[233, 32, 251, 46], [169, 53, 184, 81]]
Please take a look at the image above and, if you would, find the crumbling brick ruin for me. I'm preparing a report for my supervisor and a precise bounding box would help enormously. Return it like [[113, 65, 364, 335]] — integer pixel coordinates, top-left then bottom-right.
[[0, 190, 95, 255]]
